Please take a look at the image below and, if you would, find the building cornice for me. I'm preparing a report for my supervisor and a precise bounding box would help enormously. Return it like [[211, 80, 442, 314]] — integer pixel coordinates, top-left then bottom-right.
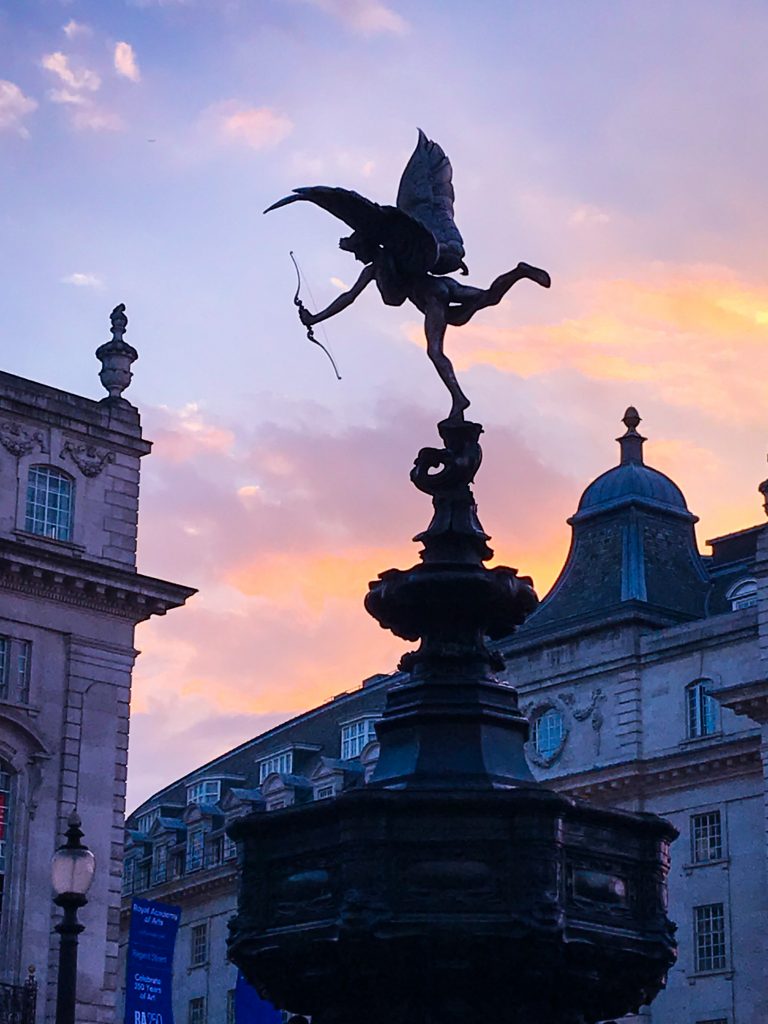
[[711, 677, 768, 725], [551, 734, 760, 801], [0, 370, 150, 456], [0, 536, 196, 621], [120, 863, 237, 920]]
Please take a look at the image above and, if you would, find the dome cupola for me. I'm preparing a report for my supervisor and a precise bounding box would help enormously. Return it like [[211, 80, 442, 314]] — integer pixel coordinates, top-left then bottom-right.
[[523, 408, 709, 630]]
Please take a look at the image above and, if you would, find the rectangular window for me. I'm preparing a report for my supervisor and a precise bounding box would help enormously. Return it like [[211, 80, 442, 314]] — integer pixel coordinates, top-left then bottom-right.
[[122, 858, 135, 896], [316, 784, 335, 800], [207, 835, 224, 868], [188, 996, 206, 1024], [25, 467, 73, 541], [137, 808, 161, 833], [687, 682, 718, 738], [340, 719, 378, 760], [186, 779, 222, 805], [691, 811, 723, 863], [694, 903, 727, 972], [170, 850, 185, 879], [0, 639, 7, 701], [187, 827, 205, 872], [0, 637, 32, 705], [0, 769, 11, 875], [223, 833, 237, 861], [152, 843, 168, 884], [16, 641, 30, 704], [136, 861, 150, 892], [190, 922, 208, 966], [259, 751, 293, 782], [226, 990, 236, 1024]]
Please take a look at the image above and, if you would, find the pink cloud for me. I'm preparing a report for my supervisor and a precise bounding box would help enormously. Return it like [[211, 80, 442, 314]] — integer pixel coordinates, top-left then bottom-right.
[[204, 102, 294, 150]]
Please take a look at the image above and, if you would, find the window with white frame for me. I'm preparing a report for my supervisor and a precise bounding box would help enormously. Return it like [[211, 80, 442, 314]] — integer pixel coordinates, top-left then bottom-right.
[[687, 681, 719, 739], [340, 719, 378, 760], [137, 807, 161, 833], [223, 832, 237, 860], [190, 922, 208, 966], [531, 708, 565, 757], [0, 637, 32, 704], [25, 466, 74, 541], [187, 827, 205, 872], [728, 578, 757, 610], [259, 751, 293, 782], [186, 779, 221, 805], [188, 996, 206, 1024], [691, 810, 723, 863], [316, 784, 335, 800], [694, 903, 727, 972]]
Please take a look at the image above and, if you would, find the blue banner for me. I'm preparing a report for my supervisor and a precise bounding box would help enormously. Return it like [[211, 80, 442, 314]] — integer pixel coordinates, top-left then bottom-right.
[[235, 972, 282, 1024], [124, 898, 181, 1024]]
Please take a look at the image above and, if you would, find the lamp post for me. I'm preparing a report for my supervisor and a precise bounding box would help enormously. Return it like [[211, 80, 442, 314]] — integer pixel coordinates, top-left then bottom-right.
[[51, 811, 96, 1024]]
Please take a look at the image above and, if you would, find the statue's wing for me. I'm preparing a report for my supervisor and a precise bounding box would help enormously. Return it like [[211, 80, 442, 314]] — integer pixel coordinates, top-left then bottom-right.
[[396, 129, 466, 275], [265, 186, 438, 275]]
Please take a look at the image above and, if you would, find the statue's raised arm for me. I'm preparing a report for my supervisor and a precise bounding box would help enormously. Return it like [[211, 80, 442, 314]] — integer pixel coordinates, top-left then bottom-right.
[[265, 129, 550, 422]]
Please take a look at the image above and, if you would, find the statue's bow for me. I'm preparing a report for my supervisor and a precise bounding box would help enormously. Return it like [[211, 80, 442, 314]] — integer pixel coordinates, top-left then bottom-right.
[[290, 251, 342, 381]]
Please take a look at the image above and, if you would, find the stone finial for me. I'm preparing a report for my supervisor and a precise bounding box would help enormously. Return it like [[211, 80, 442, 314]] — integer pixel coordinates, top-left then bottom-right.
[[95, 304, 138, 402], [617, 406, 646, 465], [758, 461, 768, 518]]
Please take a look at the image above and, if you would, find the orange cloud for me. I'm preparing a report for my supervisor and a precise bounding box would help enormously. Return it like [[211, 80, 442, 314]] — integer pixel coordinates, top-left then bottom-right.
[[415, 267, 768, 426]]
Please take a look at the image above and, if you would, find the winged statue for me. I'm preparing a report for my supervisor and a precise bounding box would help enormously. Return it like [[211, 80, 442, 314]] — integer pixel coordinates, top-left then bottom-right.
[[266, 129, 550, 421]]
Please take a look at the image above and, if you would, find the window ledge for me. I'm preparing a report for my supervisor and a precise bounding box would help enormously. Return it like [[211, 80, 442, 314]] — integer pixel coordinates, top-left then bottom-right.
[[679, 732, 724, 747], [0, 697, 40, 716], [187, 961, 209, 973], [683, 858, 730, 875], [687, 968, 734, 983], [13, 530, 85, 556]]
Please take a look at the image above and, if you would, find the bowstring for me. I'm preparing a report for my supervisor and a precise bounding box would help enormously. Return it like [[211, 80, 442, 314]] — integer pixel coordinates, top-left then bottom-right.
[[291, 252, 342, 381]]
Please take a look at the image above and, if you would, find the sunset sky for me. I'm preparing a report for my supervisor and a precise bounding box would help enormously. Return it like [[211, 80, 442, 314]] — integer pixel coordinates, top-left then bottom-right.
[[3, 1, 768, 808]]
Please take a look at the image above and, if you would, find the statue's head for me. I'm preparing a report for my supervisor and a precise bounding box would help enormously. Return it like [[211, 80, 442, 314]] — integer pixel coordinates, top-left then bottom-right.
[[339, 232, 378, 265]]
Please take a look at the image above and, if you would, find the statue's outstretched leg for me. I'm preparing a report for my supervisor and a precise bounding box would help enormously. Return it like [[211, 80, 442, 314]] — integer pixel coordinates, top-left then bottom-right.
[[446, 262, 550, 327], [424, 298, 470, 420]]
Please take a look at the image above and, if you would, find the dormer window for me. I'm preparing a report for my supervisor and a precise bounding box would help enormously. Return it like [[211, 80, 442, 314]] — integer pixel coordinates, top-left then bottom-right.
[[186, 779, 221, 805], [136, 808, 161, 833], [259, 750, 293, 782], [340, 718, 379, 760], [727, 578, 757, 611], [25, 466, 74, 541]]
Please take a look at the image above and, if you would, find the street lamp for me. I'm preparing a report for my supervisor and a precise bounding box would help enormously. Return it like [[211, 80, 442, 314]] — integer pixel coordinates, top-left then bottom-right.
[[51, 811, 96, 1024]]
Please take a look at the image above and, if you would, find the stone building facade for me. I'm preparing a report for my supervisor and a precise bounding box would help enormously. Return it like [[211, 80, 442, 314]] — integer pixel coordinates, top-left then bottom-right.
[[0, 309, 194, 1023], [122, 410, 768, 1024]]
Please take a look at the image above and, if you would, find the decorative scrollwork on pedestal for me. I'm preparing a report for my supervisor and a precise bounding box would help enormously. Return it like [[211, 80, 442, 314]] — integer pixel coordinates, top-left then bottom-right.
[[0, 421, 48, 458], [60, 440, 116, 478]]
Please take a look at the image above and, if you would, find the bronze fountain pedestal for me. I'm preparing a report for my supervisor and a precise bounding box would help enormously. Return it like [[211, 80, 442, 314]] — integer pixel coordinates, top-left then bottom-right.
[[228, 417, 676, 1024]]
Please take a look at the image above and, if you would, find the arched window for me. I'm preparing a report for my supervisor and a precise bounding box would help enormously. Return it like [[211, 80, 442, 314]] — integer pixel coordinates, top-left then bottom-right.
[[687, 680, 719, 739], [25, 466, 74, 541], [0, 761, 11, 923], [531, 707, 565, 758], [727, 578, 757, 611]]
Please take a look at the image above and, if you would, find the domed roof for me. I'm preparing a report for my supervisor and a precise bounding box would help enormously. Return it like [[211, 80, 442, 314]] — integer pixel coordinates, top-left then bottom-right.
[[578, 462, 689, 514], [574, 407, 690, 519]]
